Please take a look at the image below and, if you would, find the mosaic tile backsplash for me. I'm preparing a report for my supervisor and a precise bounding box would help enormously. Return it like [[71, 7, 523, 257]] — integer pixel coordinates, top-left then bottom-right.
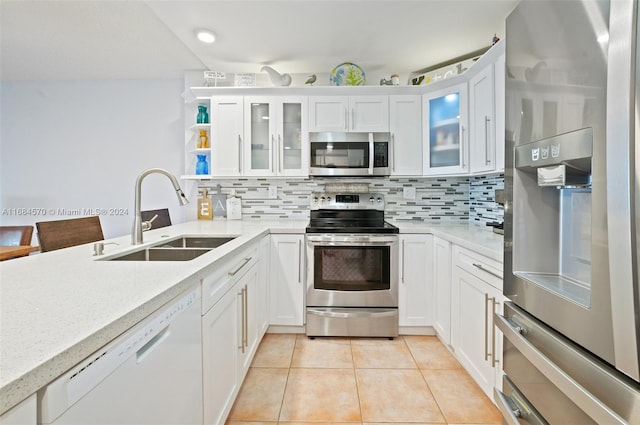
[[198, 174, 504, 225]]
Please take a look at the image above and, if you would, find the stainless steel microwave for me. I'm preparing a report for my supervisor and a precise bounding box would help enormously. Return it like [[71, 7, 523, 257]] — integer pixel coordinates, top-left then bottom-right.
[[309, 132, 390, 176]]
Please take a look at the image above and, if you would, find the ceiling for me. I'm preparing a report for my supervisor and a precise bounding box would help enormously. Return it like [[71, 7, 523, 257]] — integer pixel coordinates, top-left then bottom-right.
[[0, 0, 519, 83]]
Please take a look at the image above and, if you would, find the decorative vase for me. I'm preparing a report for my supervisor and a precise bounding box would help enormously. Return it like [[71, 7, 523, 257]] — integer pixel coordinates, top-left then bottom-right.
[[195, 155, 209, 175], [198, 130, 209, 149], [196, 104, 209, 124]]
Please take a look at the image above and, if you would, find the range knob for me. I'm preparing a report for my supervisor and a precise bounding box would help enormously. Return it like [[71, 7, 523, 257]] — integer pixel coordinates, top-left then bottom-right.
[[326, 196, 332, 202], [377, 197, 383, 203], [369, 197, 375, 203], [312, 197, 318, 203]]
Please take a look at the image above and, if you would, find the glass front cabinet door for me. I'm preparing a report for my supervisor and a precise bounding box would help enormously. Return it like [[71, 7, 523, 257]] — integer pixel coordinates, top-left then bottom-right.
[[423, 84, 469, 175], [244, 96, 308, 177]]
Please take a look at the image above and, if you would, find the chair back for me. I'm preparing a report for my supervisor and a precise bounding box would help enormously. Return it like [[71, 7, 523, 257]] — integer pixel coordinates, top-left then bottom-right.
[[141, 208, 172, 230], [36, 216, 104, 252], [0, 226, 34, 246]]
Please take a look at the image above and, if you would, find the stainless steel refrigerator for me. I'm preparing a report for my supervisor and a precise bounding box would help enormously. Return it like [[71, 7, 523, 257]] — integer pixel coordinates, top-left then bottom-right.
[[499, 0, 640, 423]]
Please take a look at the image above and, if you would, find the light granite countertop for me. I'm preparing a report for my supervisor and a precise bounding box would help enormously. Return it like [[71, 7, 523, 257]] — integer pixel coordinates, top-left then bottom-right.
[[0, 219, 502, 415]]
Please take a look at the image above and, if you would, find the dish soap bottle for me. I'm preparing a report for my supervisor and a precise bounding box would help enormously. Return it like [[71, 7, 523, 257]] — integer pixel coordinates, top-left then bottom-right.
[[195, 155, 209, 175], [197, 188, 213, 220], [226, 190, 242, 220]]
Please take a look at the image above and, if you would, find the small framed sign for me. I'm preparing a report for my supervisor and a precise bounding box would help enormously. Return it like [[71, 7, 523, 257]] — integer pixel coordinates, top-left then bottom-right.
[[235, 73, 256, 87], [204, 71, 226, 87]]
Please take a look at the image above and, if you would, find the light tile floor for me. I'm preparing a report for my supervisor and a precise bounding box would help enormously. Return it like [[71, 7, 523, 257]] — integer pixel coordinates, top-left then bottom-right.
[[226, 334, 502, 425]]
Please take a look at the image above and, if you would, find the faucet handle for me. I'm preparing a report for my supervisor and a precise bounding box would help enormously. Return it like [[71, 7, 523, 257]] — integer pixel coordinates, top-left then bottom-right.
[[141, 214, 159, 232]]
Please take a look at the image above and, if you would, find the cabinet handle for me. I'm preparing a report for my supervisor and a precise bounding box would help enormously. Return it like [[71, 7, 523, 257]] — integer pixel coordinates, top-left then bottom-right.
[[229, 257, 252, 277], [278, 135, 283, 172], [491, 296, 499, 367], [243, 286, 248, 349], [472, 262, 503, 279], [484, 293, 490, 361], [351, 108, 355, 131], [460, 125, 466, 168], [298, 239, 302, 284], [401, 239, 406, 284], [238, 290, 245, 352], [484, 116, 491, 165], [238, 135, 242, 173], [345, 107, 348, 131], [271, 135, 276, 172], [391, 133, 396, 172]]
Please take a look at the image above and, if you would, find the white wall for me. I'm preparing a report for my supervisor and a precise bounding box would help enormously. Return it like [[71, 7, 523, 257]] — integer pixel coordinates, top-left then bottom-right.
[[0, 79, 189, 240]]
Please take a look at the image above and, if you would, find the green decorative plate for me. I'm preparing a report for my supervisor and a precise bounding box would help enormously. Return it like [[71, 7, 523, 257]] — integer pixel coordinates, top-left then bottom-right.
[[330, 62, 366, 86]]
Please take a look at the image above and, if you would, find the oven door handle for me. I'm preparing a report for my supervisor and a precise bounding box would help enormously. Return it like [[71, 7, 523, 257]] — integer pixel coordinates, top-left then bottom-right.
[[495, 313, 626, 425], [307, 239, 396, 247]]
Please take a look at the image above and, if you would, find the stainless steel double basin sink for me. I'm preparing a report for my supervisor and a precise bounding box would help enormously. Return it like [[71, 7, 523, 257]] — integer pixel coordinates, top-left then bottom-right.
[[106, 236, 236, 262]]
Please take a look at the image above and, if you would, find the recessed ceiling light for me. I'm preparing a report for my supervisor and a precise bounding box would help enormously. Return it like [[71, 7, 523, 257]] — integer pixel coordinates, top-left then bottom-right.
[[195, 29, 216, 44]]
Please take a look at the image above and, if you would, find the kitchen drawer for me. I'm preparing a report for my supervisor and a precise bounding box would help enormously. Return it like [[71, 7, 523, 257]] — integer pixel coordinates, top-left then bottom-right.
[[453, 245, 503, 291], [201, 242, 259, 315]]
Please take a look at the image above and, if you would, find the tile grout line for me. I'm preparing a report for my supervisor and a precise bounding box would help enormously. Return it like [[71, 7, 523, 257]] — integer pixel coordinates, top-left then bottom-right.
[[402, 335, 449, 424], [276, 335, 298, 423], [349, 337, 365, 425]]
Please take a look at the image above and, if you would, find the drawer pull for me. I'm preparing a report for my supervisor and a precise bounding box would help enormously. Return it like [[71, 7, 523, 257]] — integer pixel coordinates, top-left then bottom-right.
[[229, 257, 252, 277], [473, 262, 503, 279]]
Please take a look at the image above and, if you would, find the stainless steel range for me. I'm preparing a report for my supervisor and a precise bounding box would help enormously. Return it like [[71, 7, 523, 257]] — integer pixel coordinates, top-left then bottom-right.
[[305, 192, 399, 338]]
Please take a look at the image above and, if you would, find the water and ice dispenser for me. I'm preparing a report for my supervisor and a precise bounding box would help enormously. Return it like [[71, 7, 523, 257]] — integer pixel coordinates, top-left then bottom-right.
[[511, 127, 594, 308]]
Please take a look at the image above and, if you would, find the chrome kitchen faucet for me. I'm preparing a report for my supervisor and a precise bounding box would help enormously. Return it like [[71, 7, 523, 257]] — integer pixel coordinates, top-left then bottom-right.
[[131, 168, 189, 245]]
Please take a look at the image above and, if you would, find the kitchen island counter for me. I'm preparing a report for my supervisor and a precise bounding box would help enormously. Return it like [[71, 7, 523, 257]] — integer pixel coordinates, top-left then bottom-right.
[[0, 219, 502, 415], [0, 219, 305, 416]]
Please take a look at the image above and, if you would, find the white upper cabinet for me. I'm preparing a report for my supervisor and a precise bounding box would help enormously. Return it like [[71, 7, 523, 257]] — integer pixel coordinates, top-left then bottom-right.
[[243, 96, 309, 177], [469, 65, 496, 174], [210, 96, 244, 177], [423, 84, 469, 176], [389, 95, 423, 176], [309, 96, 389, 132]]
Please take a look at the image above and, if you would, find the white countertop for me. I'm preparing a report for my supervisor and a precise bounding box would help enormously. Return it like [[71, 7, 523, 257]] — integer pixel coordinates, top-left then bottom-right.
[[0, 219, 502, 415]]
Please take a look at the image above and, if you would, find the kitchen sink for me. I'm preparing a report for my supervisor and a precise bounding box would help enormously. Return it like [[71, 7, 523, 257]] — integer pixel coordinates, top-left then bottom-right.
[[156, 236, 236, 249], [105, 236, 237, 261], [108, 247, 212, 261]]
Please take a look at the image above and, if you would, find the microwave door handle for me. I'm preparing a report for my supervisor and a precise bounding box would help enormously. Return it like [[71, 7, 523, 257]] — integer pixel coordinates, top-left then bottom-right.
[[368, 133, 374, 175], [606, 0, 640, 381]]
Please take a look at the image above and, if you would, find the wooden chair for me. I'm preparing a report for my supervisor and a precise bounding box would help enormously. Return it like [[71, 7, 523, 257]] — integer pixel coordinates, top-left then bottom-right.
[[0, 225, 34, 247], [141, 208, 172, 230], [36, 216, 104, 252]]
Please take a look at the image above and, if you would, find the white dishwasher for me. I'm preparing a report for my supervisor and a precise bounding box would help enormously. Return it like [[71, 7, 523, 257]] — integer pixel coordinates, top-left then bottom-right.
[[40, 286, 203, 425]]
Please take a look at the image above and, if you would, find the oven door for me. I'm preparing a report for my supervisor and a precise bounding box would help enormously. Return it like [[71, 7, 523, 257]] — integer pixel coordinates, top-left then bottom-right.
[[306, 234, 398, 307]]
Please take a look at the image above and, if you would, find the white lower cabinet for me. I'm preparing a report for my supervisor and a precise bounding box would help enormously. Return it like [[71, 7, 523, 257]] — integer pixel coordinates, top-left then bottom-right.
[[433, 236, 452, 344], [450, 245, 504, 399], [202, 242, 265, 425], [202, 284, 240, 425], [257, 235, 271, 336], [0, 394, 36, 425], [399, 234, 434, 327], [269, 234, 305, 326]]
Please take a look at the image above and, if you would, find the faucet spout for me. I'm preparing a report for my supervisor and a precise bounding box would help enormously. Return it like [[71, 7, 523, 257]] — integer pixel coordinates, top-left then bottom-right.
[[132, 168, 189, 245]]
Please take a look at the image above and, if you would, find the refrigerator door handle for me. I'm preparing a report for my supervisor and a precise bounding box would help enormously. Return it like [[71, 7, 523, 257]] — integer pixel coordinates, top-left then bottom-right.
[[605, 0, 639, 381]]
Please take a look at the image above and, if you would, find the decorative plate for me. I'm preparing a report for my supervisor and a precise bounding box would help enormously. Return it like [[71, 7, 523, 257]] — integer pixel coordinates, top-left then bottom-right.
[[330, 62, 366, 86]]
